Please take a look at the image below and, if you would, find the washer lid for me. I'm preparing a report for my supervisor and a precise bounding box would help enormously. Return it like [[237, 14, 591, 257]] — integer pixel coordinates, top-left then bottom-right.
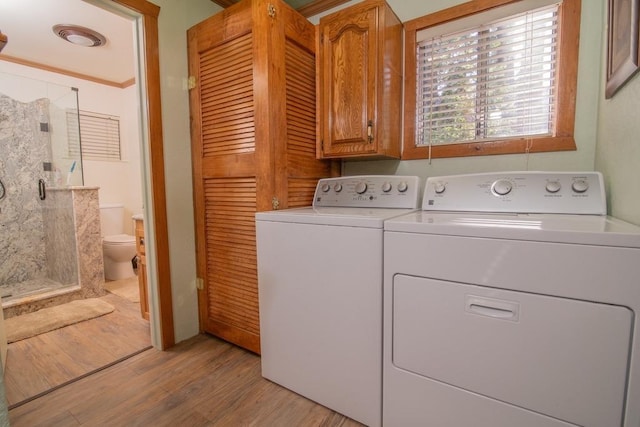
[[256, 206, 417, 228], [384, 211, 640, 248]]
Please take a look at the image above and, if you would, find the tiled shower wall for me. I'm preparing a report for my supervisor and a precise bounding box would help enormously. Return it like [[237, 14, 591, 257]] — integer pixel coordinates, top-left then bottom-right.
[[0, 92, 105, 315], [43, 189, 78, 286], [0, 94, 52, 286]]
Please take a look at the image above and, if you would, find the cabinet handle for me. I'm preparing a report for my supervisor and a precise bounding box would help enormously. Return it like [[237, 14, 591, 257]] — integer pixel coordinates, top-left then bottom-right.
[[367, 120, 373, 143]]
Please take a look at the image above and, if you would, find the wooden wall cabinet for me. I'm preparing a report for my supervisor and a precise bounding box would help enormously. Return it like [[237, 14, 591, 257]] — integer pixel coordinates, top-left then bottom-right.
[[134, 218, 149, 321], [188, 0, 337, 354], [317, 0, 403, 159]]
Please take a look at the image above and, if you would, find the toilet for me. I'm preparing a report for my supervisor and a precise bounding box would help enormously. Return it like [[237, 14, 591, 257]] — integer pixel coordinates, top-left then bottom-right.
[[99, 204, 137, 280]]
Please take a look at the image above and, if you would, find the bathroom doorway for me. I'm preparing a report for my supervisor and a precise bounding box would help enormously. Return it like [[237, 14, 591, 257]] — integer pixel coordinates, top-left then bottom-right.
[[0, 0, 174, 408], [0, 3, 146, 317]]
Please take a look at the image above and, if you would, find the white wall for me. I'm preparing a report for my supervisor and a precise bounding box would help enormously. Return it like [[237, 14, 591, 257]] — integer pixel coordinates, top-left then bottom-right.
[[595, 19, 640, 225], [151, 0, 221, 343], [84, 85, 143, 235], [0, 61, 143, 234], [311, 0, 604, 190]]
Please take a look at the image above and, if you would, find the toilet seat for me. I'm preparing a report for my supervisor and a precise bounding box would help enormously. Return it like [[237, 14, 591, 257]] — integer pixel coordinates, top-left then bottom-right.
[[103, 234, 135, 245]]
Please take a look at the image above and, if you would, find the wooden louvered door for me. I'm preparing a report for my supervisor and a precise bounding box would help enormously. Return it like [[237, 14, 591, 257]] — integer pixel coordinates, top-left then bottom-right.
[[188, 0, 337, 354]]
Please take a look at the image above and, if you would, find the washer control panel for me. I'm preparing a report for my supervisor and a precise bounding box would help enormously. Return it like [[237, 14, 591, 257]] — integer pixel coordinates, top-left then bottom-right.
[[423, 172, 606, 215], [314, 175, 420, 209]]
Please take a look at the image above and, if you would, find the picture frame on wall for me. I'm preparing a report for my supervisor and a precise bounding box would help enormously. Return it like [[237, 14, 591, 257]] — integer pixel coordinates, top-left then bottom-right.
[[606, 0, 640, 98]]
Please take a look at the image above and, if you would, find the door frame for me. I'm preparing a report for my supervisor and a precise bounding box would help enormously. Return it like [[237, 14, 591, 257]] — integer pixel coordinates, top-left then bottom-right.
[[110, 0, 175, 349]]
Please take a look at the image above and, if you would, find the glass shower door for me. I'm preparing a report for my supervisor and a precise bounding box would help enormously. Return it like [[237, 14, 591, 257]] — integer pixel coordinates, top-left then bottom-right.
[[0, 71, 83, 304]]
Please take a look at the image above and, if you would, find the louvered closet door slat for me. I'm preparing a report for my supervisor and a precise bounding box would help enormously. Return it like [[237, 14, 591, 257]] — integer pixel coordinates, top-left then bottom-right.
[[200, 33, 255, 158], [287, 178, 319, 208], [204, 177, 260, 349], [284, 38, 335, 181], [285, 40, 316, 162]]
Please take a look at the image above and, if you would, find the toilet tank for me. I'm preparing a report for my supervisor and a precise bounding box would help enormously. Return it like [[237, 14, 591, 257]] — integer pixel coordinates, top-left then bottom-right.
[[99, 204, 124, 236]]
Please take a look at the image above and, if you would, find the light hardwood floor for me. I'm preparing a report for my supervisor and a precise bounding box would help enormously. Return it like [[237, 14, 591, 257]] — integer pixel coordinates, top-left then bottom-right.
[[8, 333, 364, 426], [4, 288, 151, 407]]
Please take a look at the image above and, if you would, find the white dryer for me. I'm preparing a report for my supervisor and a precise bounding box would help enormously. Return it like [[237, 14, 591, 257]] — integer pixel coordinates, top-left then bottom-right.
[[383, 172, 640, 427], [256, 175, 420, 427]]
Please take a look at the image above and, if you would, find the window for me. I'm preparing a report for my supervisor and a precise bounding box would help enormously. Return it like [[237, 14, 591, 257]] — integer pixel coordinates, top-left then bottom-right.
[[67, 110, 122, 161], [403, 0, 580, 160]]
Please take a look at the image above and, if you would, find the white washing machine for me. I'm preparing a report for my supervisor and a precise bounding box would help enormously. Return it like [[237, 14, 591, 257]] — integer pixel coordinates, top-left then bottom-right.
[[256, 175, 420, 427], [383, 171, 640, 427]]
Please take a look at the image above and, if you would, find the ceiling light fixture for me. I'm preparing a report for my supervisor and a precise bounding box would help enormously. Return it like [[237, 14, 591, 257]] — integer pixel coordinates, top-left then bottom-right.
[[52, 24, 106, 47]]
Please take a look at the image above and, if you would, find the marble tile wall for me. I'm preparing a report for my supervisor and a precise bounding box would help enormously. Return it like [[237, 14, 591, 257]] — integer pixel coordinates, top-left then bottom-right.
[[43, 189, 78, 286], [2, 187, 105, 318], [0, 92, 104, 316], [0, 94, 51, 286], [71, 187, 105, 298]]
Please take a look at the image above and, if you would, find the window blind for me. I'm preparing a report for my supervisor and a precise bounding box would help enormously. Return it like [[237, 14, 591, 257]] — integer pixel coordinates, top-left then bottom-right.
[[67, 110, 121, 161], [416, 3, 559, 147]]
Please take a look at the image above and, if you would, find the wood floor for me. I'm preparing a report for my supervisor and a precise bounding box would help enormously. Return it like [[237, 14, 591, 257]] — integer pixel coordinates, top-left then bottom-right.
[[4, 288, 151, 407], [8, 333, 363, 426]]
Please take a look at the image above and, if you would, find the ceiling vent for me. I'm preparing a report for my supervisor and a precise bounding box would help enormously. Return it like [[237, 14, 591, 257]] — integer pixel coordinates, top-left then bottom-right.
[[52, 24, 106, 47]]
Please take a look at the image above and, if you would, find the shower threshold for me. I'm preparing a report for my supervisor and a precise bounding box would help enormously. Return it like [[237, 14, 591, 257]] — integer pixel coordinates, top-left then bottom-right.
[[1, 278, 80, 310]]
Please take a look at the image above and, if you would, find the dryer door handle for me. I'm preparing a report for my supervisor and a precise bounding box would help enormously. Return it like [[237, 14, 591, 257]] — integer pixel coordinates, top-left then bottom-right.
[[465, 295, 520, 322]]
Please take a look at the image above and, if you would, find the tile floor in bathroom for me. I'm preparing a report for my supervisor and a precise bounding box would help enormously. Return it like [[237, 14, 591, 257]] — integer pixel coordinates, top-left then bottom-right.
[[3, 278, 151, 408]]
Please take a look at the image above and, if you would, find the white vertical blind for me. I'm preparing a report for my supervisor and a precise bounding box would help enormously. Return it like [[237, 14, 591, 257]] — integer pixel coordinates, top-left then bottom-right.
[[67, 110, 121, 160], [416, 3, 559, 146]]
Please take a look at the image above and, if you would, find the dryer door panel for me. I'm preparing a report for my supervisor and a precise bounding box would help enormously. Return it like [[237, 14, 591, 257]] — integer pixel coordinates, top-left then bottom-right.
[[392, 274, 632, 427]]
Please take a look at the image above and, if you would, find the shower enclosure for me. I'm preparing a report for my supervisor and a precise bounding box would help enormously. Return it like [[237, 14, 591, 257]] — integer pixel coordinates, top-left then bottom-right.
[[0, 71, 84, 308]]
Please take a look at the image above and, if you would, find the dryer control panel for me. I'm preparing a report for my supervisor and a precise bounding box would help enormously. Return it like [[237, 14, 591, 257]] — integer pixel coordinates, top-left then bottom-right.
[[423, 171, 606, 215], [314, 175, 420, 209]]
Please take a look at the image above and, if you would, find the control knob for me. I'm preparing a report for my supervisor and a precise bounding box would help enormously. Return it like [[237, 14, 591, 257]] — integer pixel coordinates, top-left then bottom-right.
[[355, 182, 368, 194], [397, 181, 408, 193], [545, 181, 561, 193], [434, 182, 446, 194], [321, 183, 331, 193], [334, 183, 343, 192], [381, 182, 392, 193], [492, 179, 513, 196], [572, 179, 589, 193]]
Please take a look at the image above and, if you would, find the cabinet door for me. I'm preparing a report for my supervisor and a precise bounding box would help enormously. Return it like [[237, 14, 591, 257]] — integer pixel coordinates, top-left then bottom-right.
[[188, 2, 263, 353], [319, 4, 378, 157]]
